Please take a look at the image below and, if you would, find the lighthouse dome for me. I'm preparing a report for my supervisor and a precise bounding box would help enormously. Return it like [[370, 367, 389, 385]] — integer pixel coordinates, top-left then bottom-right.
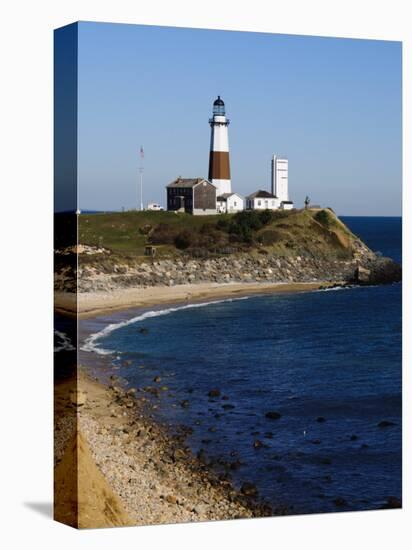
[[213, 95, 225, 116]]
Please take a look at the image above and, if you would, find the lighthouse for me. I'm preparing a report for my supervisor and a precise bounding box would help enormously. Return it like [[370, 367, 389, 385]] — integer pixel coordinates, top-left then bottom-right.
[[208, 96, 231, 196]]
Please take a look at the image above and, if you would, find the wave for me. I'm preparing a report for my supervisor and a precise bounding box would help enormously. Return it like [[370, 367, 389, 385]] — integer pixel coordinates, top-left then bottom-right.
[[315, 285, 353, 292], [315, 284, 381, 293], [81, 296, 250, 355], [80, 282, 390, 356], [54, 330, 76, 352]]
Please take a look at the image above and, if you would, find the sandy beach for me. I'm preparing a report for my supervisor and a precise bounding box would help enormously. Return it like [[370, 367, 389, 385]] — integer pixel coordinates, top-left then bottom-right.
[[55, 280, 332, 319], [55, 280, 329, 527], [54, 278, 346, 527]]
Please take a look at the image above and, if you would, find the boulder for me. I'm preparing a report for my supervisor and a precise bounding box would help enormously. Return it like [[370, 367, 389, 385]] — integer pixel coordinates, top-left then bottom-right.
[[381, 496, 401, 509], [377, 420, 396, 428], [355, 265, 371, 284], [265, 411, 282, 420], [173, 448, 186, 461], [368, 257, 402, 284], [241, 482, 258, 497]]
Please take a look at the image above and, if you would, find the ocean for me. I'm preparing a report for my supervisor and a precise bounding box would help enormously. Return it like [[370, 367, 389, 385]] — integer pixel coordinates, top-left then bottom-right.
[[79, 216, 402, 515]]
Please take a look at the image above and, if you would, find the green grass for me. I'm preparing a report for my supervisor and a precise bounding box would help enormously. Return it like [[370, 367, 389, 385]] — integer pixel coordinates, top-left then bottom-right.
[[78, 211, 221, 257], [78, 208, 361, 262]]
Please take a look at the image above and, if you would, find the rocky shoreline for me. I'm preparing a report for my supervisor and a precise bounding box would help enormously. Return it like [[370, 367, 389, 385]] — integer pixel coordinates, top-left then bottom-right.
[[54, 243, 401, 294], [55, 370, 278, 528]]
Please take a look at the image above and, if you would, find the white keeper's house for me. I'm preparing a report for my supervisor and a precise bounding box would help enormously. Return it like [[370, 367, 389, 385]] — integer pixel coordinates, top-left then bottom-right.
[[216, 192, 244, 214], [246, 190, 280, 210]]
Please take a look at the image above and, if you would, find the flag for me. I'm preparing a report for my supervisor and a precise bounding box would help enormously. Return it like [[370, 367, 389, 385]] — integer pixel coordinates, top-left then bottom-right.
[[140, 146, 144, 159]]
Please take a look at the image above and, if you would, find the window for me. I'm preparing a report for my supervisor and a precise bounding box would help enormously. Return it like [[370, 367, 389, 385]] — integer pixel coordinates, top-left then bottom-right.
[[257, 200, 261, 206]]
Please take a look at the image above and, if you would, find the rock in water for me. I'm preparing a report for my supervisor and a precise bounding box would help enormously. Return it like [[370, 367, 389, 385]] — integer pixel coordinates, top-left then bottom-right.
[[378, 420, 396, 428], [368, 257, 402, 284], [333, 497, 347, 507], [265, 411, 282, 420], [208, 389, 221, 398], [381, 496, 401, 509], [241, 482, 258, 497]]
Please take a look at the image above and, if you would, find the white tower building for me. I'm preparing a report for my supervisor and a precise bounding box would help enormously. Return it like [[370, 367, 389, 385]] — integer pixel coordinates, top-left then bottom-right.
[[208, 96, 231, 196], [271, 155, 289, 202]]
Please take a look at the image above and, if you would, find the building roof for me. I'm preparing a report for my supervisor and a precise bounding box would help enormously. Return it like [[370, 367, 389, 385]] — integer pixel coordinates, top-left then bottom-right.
[[213, 95, 225, 106], [167, 177, 214, 189], [217, 192, 243, 201], [246, 189, 277, 199]]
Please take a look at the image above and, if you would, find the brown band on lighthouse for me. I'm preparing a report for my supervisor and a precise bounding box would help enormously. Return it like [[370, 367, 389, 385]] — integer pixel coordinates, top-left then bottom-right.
[[208, 151, 231, 180]]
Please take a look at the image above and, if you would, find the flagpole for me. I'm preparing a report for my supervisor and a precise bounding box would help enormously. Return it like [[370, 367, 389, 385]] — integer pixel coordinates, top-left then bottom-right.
[[140, 167, 143, 211], [139, 146, 144, 211]]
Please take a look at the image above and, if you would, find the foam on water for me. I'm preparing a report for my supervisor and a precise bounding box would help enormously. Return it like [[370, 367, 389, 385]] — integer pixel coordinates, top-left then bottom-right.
[[81, 296, 250, 355], [54, 330, 75, 352]]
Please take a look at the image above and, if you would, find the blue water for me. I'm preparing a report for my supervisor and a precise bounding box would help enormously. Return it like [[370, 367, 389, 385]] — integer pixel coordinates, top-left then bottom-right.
[[84, 217, 402, 515]]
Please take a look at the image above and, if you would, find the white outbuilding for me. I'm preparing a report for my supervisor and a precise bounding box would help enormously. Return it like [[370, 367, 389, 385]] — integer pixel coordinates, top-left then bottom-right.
[[246, 190, 280, 210], [217, 192, 244, 214]]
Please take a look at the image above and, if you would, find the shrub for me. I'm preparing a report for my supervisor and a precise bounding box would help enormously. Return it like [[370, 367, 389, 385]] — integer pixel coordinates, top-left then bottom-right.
[[258, 209, 274, 225], [149, 223, 180, 245], [174, 230, 193, 250], [138, 223, 152, 235], [216, 217, 231, 231], [233, 210, 263, 231], [314, 209, 333, 227], [200, 223, 216, 235], [257, 229, 281, 246]]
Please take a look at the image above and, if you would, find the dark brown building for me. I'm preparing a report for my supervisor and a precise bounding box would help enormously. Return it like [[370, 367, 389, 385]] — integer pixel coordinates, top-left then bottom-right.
[[166, 177, 217, 215]]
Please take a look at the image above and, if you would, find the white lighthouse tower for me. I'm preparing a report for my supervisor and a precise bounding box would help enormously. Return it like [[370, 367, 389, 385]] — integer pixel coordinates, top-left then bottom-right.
[[208, 96, 231, 196]]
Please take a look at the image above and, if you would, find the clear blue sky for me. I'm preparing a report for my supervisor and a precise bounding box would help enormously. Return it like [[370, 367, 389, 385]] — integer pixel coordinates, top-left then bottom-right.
[[78, 22, 402, 216]]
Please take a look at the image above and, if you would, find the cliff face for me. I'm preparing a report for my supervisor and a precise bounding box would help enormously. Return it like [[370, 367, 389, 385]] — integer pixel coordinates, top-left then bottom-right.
[[54, 209, 401, 293]]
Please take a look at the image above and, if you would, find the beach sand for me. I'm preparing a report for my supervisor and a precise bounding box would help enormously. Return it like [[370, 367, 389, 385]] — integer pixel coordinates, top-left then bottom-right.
[[55, 280, 331, 319], [54, 279, 338, 527], [54, 371, 273, 528]]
